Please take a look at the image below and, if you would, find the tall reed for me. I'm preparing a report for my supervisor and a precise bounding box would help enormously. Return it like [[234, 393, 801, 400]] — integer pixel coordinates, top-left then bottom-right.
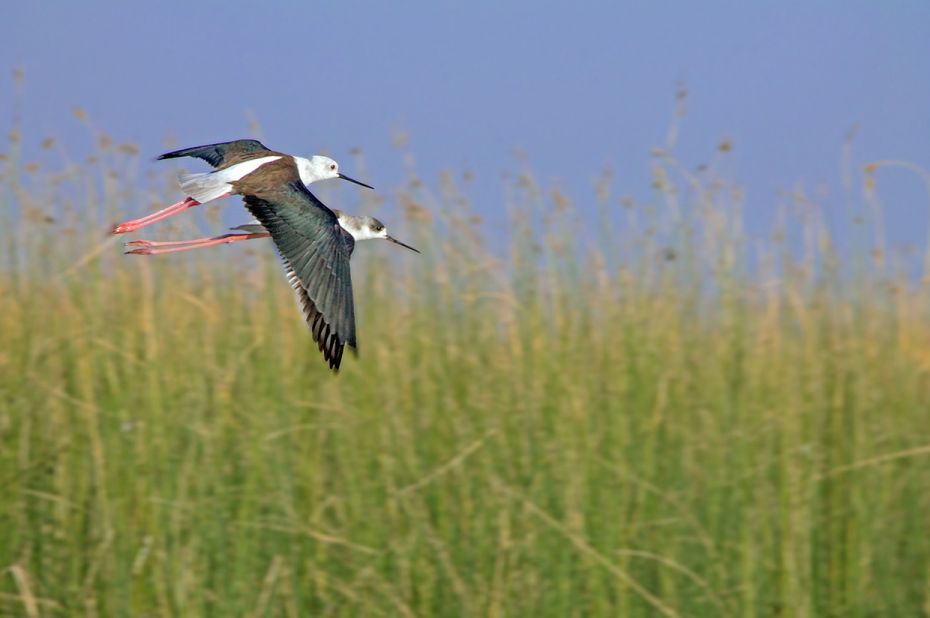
[[1, 109, 929, 616]]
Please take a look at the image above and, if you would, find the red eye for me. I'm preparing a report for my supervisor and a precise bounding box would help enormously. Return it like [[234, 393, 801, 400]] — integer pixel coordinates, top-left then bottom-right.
[[330, 164, 336, 170]]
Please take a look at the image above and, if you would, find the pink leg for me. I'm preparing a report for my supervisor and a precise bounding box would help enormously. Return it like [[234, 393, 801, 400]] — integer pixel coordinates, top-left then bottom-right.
[[111, 197, 199, 234], [125, 232, 270, 255], [111, 193, 230, 234]]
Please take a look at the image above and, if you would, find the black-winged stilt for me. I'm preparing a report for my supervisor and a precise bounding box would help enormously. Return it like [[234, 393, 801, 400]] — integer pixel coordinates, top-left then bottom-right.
[[111, 139, 372, 234], [121, 143, 418, 371]]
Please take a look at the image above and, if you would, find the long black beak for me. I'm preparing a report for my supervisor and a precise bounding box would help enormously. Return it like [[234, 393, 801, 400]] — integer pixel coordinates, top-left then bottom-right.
[[386, 235, 420, 253], [337, 173, 374, 190]]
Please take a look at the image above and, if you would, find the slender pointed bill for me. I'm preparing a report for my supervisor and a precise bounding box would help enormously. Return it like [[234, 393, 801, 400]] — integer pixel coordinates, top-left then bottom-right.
[[337, 173, 374, 190], [386, 235, 420, 253]]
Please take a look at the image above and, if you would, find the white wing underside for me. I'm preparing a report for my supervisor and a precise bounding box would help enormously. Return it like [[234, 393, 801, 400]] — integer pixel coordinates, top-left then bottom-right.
[[178, 155, 281, 203]]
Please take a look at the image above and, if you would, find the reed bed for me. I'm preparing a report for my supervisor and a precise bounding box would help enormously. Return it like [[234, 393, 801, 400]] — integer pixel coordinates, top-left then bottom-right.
[[1, 113, 929, 616]]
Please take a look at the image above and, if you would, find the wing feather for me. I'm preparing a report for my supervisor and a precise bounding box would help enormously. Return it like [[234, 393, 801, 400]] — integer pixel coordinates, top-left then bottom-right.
[[242, 181, 357, 370], [158, 139, 272, 168]]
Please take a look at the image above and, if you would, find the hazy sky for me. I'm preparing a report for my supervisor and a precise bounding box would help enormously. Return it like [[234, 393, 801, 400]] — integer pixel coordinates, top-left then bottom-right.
[[3, 2, 929, 248]]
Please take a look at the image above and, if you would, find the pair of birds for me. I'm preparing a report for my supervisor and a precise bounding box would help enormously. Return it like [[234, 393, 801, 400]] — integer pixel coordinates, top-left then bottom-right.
[[113, 139, 419, 371]]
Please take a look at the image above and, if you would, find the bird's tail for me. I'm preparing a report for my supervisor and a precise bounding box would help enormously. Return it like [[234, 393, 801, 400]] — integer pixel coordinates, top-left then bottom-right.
[[178, 171, 233, 204]]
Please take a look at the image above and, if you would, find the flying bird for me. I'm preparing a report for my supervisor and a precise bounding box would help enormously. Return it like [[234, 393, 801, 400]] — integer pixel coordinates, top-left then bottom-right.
[[111, 139, 372, 235], [121, 141, 419, 371]]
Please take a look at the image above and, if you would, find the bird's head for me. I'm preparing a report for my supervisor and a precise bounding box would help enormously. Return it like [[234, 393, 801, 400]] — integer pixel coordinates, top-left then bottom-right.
[[337, 213, 420, 253], [300, 155, 374, 190]]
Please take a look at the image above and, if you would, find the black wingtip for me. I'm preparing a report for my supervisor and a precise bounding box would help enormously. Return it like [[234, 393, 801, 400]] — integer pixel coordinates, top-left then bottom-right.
[[327, 347, 342, 372], [155, 150, 182, 161]]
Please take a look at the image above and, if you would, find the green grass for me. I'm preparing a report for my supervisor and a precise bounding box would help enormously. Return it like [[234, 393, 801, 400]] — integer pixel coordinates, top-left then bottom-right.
[[1, 120, 930, 617]]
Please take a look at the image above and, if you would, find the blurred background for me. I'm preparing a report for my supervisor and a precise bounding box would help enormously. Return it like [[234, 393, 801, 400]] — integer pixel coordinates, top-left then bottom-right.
[[4, 3, 930, 248], [2, 3, 929, 616]]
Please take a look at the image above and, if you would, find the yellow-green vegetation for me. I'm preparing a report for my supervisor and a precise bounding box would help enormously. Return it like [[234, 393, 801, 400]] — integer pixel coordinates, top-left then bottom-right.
[[1, 120, 929, 617]]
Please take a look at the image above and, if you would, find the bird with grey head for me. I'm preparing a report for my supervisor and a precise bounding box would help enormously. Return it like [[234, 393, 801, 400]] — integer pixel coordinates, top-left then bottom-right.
[[332, 210, 419, 252]]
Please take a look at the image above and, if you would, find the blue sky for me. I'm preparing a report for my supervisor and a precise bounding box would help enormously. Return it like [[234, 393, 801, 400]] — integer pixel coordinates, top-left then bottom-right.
[[3, 2, 929, 249]]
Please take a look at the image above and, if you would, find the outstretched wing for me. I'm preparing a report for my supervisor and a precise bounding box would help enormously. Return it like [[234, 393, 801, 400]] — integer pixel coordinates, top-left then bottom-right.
[[242, 181, 357, 370], [157, 139, 273, 169]]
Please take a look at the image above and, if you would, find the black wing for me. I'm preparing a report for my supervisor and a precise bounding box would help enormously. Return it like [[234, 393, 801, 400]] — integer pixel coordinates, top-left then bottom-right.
[[157, 139, 271, 168], [242, 181, 357, 371]]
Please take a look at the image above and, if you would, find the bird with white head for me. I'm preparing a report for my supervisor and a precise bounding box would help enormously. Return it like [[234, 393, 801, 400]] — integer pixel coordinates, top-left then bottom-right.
[[119, 139, 419, 371], [111, 139, 371, 235]]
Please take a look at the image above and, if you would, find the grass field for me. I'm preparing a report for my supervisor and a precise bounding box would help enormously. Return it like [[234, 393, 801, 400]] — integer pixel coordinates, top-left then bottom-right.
[[1, 120, 929, 617]]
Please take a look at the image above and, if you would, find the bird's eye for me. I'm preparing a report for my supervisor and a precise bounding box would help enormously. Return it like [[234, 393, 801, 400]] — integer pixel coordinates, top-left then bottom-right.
[[329, 164, 337, 171]]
